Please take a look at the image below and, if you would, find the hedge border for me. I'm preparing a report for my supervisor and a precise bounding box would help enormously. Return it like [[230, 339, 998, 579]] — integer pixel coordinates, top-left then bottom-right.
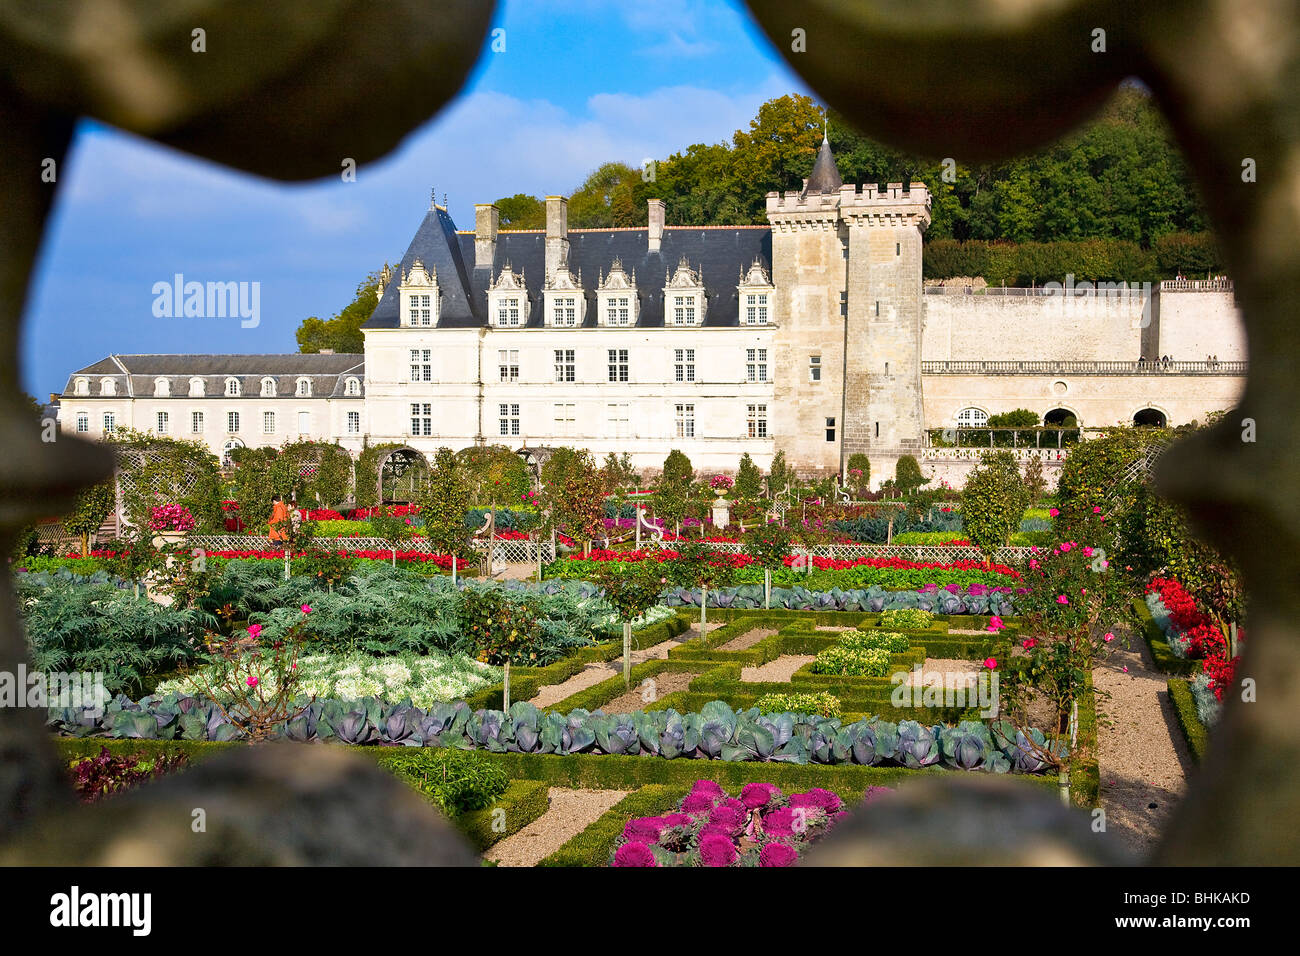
[[1166, 678, 1208, 762], [456, 779, 550, 851], [1133, 597, 1198, 676], [539, 785, 688, 867]]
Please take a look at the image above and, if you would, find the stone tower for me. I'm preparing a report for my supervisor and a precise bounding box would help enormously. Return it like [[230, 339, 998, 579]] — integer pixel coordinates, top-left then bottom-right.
[[840, 181, 931, 484], [766, 136, 931, 486]]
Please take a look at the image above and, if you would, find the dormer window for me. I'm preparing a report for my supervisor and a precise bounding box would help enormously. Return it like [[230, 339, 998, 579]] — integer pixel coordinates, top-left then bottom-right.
[[543, 264, 586, 328], [260, 377, 277, 397], [737, 258, 775, 326], [154, 377, 170, 397], [399, 258, 439, 327], [189, 377, 205, 397], [597, 259, 639, 327], [100, 378, 116, 396], [665, 257, 706, 327], [225, 377, 241, 397], [296, 377, 312, 397], [344, 377, 361, 396], [488, 263, 530, 328], [74, 378, 89, 396]]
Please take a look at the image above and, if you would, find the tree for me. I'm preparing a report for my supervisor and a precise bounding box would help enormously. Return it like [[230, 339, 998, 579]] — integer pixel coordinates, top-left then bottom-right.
[[672, 540, 736, 631], [63, 481, 114, 556], [418, 447, 472, 560], [600, 451, 639, 494], [594, 563, 665, 687], [846, 453, 871, 497], [655, 450, 695, 535], [1023, 455, 1047, 503], [768, 450, 793, 497], [494, 193, 545, 228], [464, 587, 543, 710], [987, 409, 1040, 428], [541, 448, 605, 555], [456, 445, 530, 506], [743, 521, 792, 609], [963, 451, 1032, 558], [296, 271, 379, 354], [894, 455, 928, 495], [735, 453, 763, 500]]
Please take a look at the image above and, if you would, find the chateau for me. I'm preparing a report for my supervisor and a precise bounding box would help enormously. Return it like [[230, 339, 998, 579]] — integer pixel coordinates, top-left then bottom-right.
[[59, 137, 1247, 488]]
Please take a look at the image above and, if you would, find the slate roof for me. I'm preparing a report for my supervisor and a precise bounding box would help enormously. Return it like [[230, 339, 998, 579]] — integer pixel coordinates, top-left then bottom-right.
[[806, 136, 843, 195], [63, 354, 365, 398], [365, 208, 773, 330]]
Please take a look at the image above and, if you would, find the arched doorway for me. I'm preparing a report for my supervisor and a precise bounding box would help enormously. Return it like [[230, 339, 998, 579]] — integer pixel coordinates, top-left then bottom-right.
[[1134, 407, 1167, 427], [377, 447, 429, 503], [221, 438, 245, 469], [1044, 407, 1078, 427]]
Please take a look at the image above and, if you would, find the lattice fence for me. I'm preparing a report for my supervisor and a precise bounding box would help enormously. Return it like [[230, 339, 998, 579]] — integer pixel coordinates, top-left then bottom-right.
[[114, 446, 207, 532], [186, 535, 557, 563]]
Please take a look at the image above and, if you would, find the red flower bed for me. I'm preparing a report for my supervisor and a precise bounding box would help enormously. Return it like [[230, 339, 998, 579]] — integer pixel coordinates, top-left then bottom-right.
[[347, 504, 421, 520], [66, 548, 457, 569], [1146, 576, 1240, 700], [569, 549, 1018, 577]]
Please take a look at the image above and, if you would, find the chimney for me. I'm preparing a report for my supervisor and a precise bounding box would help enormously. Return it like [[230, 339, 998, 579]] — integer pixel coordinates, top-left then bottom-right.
[[545, 196, 568, 279], [475, 203, 499, 270], [48, 393, 59, 405], [647, 199, 665, 254]]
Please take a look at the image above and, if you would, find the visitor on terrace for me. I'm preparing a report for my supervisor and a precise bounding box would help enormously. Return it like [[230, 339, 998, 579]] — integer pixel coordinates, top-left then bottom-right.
[[268, 494, 290, 542]]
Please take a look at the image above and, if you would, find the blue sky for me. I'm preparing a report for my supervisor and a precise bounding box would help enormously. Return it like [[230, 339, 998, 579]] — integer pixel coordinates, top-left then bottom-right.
[[24, 0, 809, 398]]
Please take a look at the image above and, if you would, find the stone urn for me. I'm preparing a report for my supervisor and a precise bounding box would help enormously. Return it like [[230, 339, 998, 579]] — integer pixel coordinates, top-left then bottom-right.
[[711, 493, 730, 530]]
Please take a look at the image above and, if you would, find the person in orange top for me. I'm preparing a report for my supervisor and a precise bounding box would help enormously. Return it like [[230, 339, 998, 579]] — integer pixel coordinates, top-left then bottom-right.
[[268, 494, 291, 542]]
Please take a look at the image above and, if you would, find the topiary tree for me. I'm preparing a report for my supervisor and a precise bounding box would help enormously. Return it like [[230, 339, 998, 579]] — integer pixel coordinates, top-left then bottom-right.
[[418, 448, 473, 569], [541, 448, 606, 556], [768, 449, 792, 497], [894, 455, 928, 495], [846, 453, 871, 497], [735, 453, 763, 500], [63, 481, 114, 556], [671, 540, 736, 632], [1055, 426, 1166, 529], [743, 520, 793, 609], [654, 449, 694, 536], [464, 586, 543, 710], [962, 451, 1032, 560], [594, 562, 665, 687], [600, 451, 639, 495]]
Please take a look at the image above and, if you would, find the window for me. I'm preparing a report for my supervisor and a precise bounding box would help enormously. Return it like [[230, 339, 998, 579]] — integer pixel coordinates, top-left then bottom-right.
[[554, 349, 575, 383], [672, 295, 696, 326], [607, 403, 630, 439], [409, 349, 432, 382], [101, 378, 116, 396], [498, 403, 520, 437], [825, 417, 836, 442], [408, 293, 432, 326], [102, 412, 115, 434], [156, 411, 169, 435], [347, 411, 360, 434], [154, 377, 170, 397], [675, 403, 695, 439], [345, 377, 360, 396], [498, 349, 519, 382], [674, 348, 695, 383], [607, 296, 631, 326], [410, 403, 432, 436], [553, 296, 577, 327], [74, 378, 88, 396], [297, 411, 310, 435], [263, 411, 276, 434], [227, 411, 240, 433], [189, 377, 205, 397], [260, 377, 277, 397], [225, 378, 241, 397], [75, 412, 88, 432], [191, 411, 204, 434], [296, 378, 312, 397], [956, 407, 989, 427], [608, 348, 629, 383], [809, 354, 822, 382], [746, 348, 768, 382], [553, 403, 576, 436], [744, 293, 769, 325], [497, 296, 521, 327], [747, 404, 768, 439]]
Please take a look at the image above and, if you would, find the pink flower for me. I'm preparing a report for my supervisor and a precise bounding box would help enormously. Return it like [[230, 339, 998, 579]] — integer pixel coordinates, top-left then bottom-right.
[[761, 806, 798, 836], [247, 624, 262, 639], [1103, 632, 1115, 643], [301, 604, 312, 614], [698, 833, 738, 867], [740, 782, 779, 810], [1028, 559, 1039, 569], [622, 816, 664, 844], [680, 792, 715, 815], [1122, 665, 1129, 673], [1022, 637, 1038, 649], [986, 615, 1005, 632], [612, 841, 657, 867], [1082, 546, 1093, 557], [245, 676, 258, 687], [709, 802, 748, 836], [759, 842, 798, 867], [1093, 506, 1103, 514], [1056, 595, 1070, 605], [1049, 508, 1060, 517], [984, 657, 997, 669]]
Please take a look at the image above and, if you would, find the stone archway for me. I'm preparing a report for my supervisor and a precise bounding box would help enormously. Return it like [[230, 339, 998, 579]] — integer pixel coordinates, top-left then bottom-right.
[[1133, 407, 1168, 428]]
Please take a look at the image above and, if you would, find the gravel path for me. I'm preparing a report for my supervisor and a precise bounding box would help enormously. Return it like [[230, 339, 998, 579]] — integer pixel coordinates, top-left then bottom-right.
[[484, 788, 629, 867], [741, 655, 815, 683], [1094, 627, 1191, 857], [527, 634, 692, 708], [599, 671, 699, 713], [717, 627, 777, 651]]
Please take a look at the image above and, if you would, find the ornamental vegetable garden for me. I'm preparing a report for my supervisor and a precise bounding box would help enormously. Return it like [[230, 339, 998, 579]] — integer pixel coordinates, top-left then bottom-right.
[[15, 429, 1244, 865]]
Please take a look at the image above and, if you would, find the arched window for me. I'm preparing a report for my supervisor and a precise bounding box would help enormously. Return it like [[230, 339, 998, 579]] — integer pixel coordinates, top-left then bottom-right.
[[189, 377, 205, 397], [74, 378, 89, 396], [100, 378, 116, 396], [260, 377, 277, 397], [154, 377, 170, 397], [225, 377, 241, 397], [344, 377, 360, 396], [1134, 407, 1167, 427], [296, 377, 312, 397], [955, 407, 988, 427]]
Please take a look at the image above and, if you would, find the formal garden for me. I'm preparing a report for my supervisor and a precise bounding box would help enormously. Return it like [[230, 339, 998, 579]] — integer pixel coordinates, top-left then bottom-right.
[[14, 423, 1240, 866]]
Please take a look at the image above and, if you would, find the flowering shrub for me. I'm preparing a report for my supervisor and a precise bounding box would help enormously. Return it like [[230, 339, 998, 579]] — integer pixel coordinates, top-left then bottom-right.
[[297, 508, 344, 521], [709, 474, 735, 493], [148, 503, 196, 533], [809, 645, 893, 677], [1146, 577, 1241, 712], [879, 608, 934, 630], [610, 778, 854, 866], [752, 691, 842, 719], [67, 746, 188, 803]]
